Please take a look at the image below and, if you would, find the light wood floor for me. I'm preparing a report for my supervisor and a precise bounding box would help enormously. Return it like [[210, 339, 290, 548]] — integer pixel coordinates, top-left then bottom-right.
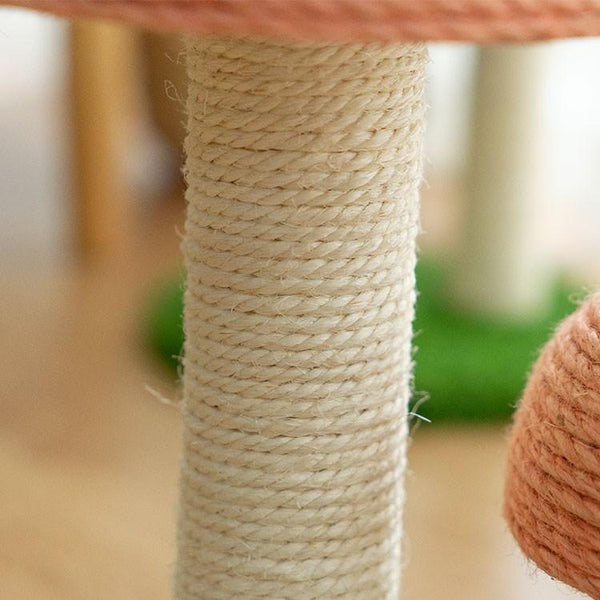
[[0, 203, 579, 600]]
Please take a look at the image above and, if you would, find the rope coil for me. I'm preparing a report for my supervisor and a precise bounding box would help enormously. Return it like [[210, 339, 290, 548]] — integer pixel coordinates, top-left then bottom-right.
[[6, 0, 600, 42], [505, 293, 600, 600], [175, 37, 426, 599]]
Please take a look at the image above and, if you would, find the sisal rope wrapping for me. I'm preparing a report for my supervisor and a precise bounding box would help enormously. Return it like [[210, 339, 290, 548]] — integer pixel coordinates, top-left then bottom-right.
[[175, 37, 426, 599], [6, 0, 600, 42], [505, 293, 600, 600]]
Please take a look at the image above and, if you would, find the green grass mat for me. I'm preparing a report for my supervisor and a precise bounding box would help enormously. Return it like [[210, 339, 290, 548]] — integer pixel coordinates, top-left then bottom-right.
[[412, 261, 576, 422], [145, 276, 184, 374]]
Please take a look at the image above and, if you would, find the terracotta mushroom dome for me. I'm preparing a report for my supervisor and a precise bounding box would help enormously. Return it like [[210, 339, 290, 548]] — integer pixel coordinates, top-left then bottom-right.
[[5, 0, 600, 41], [505, 294, 600, 600]]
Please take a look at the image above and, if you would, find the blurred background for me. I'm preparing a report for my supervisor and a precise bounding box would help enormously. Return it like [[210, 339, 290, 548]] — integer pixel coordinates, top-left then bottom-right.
[[1, 7, 599, 599]]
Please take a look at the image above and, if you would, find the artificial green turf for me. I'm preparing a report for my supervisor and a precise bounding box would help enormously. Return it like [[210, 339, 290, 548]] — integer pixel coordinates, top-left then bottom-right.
[[144, 259, 578, 422], [412, 260, 576, 422], [144, 276, 184, 373]]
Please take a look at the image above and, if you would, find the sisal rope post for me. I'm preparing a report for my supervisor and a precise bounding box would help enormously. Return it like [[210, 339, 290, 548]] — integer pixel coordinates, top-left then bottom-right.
[[175, 37, 426, 599]]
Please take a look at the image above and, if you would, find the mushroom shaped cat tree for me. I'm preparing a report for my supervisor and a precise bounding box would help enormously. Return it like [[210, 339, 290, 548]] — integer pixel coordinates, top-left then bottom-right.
[[6, 1, 600, 598]]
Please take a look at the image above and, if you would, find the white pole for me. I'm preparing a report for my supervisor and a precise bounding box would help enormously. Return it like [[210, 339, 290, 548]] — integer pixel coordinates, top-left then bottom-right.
[[175, 37, 426, 599], [451, 45, 550, 319]]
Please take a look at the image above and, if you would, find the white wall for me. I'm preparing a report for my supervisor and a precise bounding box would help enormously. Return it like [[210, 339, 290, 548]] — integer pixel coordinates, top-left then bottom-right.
[[427, 40, 600, 280], [0, 10, 599, 277]]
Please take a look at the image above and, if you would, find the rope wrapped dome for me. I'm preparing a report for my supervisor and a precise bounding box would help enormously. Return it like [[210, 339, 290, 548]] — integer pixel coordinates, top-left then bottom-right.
[[505, 293, 600, 599], [5, 0, 600, 41]]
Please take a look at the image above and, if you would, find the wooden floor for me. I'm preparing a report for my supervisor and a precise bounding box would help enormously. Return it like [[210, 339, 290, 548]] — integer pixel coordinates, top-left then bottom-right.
[[0, 202, 580, 600]]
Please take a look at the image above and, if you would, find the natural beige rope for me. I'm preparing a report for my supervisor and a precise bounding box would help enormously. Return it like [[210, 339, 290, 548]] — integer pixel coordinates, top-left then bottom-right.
[[175, 37, 426, 599], [505, 293, 600, 600]]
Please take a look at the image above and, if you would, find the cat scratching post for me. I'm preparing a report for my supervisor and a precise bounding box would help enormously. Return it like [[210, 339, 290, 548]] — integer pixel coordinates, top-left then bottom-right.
[[176, 37, 426, 599], [505, 294, 600, 599], [7, 1, 600, 599]]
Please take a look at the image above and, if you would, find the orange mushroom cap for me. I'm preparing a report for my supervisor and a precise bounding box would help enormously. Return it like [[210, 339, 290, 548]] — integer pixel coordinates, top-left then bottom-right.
[[505, 294, 600, 600], [4, 0, 600, 41]]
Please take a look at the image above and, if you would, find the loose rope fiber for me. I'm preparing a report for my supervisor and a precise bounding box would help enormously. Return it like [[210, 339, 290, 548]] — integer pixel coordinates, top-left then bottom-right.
[[6, 0, 600, 42], [505, 293, 600, 599], [175, 37, 426, 599]]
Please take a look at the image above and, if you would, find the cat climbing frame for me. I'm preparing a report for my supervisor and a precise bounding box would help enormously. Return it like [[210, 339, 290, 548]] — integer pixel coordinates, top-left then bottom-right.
[[5, 1, 600, 598]]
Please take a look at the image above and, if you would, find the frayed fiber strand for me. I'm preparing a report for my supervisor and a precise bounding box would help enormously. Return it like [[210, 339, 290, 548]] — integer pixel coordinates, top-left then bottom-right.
[[174, 37, 426, 599], [505, 293, 600, 599]]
